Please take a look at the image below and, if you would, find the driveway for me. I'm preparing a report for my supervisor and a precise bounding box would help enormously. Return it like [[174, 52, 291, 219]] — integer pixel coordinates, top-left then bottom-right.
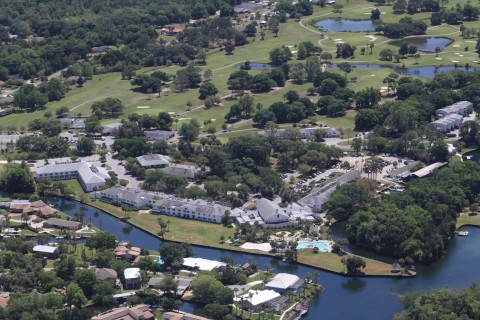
[[105, 153, 141, 188]]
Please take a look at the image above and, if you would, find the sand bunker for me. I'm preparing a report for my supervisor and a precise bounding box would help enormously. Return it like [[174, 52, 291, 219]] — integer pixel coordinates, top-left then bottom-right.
[[451, 60, 459, 63], [240, 242, 272, 252], [435, 57, 442, 60], [178, 118, 192, 120], [364, 35, 377, 41], [453, 44, 461, 48], [137, 106, 150, 109]]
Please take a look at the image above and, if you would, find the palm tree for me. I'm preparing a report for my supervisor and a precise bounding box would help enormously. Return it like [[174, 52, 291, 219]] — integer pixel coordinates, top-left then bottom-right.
[[166, 219, 171, 232], [313, 271, 320, 285]]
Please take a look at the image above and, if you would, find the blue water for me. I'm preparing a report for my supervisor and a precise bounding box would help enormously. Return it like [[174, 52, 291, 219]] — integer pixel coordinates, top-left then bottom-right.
[[316, 19, 380, 32], [237, 63, 273, 69], [297, 241, 329, 250], [238, 62, 476, 78], [390, 37, 453, 53], [49, 197, 480, 320], [154, 257, 164, 264], [330, 63, 477, 78]]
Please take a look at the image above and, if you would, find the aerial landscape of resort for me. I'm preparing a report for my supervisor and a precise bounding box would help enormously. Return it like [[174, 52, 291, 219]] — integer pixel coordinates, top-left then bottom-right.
[[3, 0, 480, 318]]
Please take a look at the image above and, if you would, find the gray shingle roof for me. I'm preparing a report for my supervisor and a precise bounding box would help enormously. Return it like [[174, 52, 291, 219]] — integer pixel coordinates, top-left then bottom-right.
[[136, 154, 171, 167], [156, 198, 228, 217], [163, 164, 201, 179], [145, 130, 175, 141], [256, 198, 289, 223]]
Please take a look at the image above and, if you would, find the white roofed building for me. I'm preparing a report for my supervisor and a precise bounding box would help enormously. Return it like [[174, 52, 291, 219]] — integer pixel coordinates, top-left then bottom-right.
[[240, 290, 287, 311], [98, 185, 156, 209], [152, 198, 229, 223], [256, 198, 289, 225], [34, 161, 110, 192], [136, 154, 171, 169], [124, 268, 141, 289], [182, 257, 226, 271], [264, 273, 304, 293]]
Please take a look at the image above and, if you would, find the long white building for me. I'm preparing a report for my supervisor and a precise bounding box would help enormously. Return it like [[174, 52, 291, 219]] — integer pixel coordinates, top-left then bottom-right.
[[34, 161, 110, 192]]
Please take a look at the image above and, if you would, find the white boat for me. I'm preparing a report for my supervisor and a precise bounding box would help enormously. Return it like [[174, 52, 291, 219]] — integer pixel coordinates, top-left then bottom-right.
[[458, 231, 469, 236]]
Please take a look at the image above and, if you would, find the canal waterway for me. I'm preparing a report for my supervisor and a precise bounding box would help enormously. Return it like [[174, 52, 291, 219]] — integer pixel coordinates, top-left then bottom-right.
[[49, 197, 480, 320]]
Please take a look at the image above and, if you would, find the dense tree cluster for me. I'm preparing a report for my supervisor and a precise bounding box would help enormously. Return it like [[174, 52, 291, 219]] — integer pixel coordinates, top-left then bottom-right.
[[16, 136, 69, 159], [0, 0, 250, 80], [376, 17, 428, 38], [91, 97, 124, 118], [394, 285, 480, 320], [431, 3, 480, 25], [346, 162, 480, 263], [0, 231, 129, 319]]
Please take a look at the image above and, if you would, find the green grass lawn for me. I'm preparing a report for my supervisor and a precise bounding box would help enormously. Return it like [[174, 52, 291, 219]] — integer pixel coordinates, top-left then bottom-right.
[[4, 1, 472, 133], [297, 250, 400, 276], [457, 213, 480, 228]]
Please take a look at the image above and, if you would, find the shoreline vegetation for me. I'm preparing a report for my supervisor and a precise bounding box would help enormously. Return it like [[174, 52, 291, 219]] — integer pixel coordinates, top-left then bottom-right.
[[53, 180, 408, 277]]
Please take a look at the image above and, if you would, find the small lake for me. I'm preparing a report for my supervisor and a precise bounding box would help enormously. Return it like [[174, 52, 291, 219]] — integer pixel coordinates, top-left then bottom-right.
[[316, 19, 380, 32], [237, 62, 273, 69], [390, 37, 453, 52], [48, 197, 480, 320], [330, 63, 477, 78]]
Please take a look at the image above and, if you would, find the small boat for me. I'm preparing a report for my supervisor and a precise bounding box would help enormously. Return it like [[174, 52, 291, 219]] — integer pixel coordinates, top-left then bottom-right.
[[458, 231, 469, 236]]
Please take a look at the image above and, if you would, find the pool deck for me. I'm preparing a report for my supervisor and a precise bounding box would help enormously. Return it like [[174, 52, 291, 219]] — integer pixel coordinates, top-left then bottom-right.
[[297, 240, 333, 253]]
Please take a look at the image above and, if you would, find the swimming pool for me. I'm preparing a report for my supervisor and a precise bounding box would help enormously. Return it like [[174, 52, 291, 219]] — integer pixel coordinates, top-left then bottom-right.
[[297, 241, 330, 250], [154, 257, 164, 264]]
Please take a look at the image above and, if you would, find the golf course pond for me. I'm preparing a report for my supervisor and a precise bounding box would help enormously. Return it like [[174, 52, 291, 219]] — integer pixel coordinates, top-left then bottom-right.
[[390, 37, 453, 52], [316, 19, 380, 32]]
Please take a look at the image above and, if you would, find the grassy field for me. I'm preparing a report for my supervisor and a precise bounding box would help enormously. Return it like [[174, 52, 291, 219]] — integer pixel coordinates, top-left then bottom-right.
[[64, 180, 236, 248], [457, 213, 480, 228], [3, 0, 464, 131], [297, 250, 400, 276]]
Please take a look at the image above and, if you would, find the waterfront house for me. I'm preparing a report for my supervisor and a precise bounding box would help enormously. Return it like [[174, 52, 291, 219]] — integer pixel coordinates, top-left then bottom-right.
[[240, 289, 287, 311], [136, 154, 171, 169], [114, 245, 142, 262], [264, 273, 304, 293], [152, 198, 228, 224], [124, 268, 141, 289], [98, 185, 156, 209], [182, 257, 227, 271], [43, 218, 82, 230], [34, 161, 110, 192], [91, 304, 155, 320]]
